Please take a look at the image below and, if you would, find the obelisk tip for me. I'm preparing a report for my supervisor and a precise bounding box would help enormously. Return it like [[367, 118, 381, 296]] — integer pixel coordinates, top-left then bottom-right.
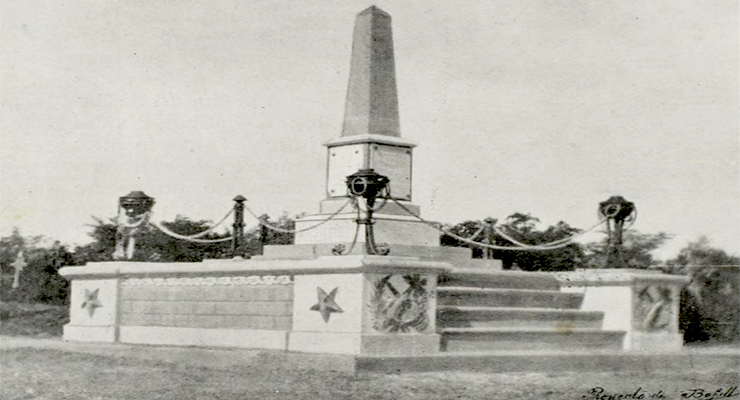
[[358, 5, 390, 18]]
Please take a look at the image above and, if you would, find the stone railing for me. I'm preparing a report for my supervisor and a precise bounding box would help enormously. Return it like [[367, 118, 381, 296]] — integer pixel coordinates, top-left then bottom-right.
[[554, 269, 690, 351]]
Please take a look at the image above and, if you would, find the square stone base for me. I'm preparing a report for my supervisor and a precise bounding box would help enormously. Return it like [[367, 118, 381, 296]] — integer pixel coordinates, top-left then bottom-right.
[[294, 214, 440, 247], [289, 332, 440, 355], [63, 324, 117, 343]]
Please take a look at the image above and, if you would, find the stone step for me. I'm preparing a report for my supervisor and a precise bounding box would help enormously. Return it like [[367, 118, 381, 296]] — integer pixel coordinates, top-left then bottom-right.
[[437, 306, 604, 329], [440, 328, 625, 352], [440, 269, 559, 291], [355, 350, 740, 374], [436, 287, 583, 309]]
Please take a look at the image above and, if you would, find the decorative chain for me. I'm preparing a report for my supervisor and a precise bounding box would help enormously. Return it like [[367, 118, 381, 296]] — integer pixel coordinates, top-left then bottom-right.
[[492, 218, 607, 250], [149, 220, 234, 243], [138, 207, 235, 244], [243, 198, 354, 234], [388, 197, 606, 252], [116, 212, 151, 229], [185, 208, 234, 239]]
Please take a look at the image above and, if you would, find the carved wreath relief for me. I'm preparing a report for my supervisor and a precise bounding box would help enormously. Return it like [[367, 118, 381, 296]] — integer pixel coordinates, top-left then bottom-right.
[[368, 274, 430, 333], [633, 284, 674, 332]]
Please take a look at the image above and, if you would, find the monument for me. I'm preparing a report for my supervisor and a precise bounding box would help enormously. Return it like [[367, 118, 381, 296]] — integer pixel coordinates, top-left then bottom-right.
[[57, 6, 711, 374], [263, 6, 499, 269]]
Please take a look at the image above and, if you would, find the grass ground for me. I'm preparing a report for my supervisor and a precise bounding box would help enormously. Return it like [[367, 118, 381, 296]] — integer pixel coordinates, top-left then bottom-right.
[[1, 302, 738, 400], [0, 301, 68, 337], [2, 346, 738, 400]]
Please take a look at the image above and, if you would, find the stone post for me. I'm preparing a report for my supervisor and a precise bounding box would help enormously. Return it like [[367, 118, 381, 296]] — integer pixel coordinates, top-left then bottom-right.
[[289, 255, 449, 355], [62, 264, 122, 343]]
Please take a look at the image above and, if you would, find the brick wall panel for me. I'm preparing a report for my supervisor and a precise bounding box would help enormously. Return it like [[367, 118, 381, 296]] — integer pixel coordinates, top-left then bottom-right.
[[121, 284, 293, 303], [120, 280, 294, 330]]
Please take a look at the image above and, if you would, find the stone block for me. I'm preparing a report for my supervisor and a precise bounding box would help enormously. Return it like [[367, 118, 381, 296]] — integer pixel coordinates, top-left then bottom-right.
[[289, 331, 362, 354], [120, 314, 286, 330], [121, 285, 292, 303], [319, 197, 420, 216], [119, 326, 288, 349], [293, 274, 364, 333], [272, 316, 292, 330], [288, 332, 440, 355], [121, 286, 175, 301], [294, 214, 439, 247], [120, 313, 155, 326], [631, 332, 684, 352], [68, 279, 119, 327], [437, 288, 583, 309], [359, 334, 440, 355], [63, 325, 117, 343], [441, 329, 625, 352], [192, 302, 218, 314], [260, 243, 476, 262], [561, 286, 632, 331], [213, 301, 292, 316]]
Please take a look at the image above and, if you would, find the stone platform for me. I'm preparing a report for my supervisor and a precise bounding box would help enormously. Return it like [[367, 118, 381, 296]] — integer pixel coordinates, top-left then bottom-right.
[[59, 251, 695, 371], [58, 249, 726, 376]]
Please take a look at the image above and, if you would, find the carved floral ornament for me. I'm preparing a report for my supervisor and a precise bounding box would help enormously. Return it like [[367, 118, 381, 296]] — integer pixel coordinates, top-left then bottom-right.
[[368, 274, 430, 333], [121, 275, 293, 287]]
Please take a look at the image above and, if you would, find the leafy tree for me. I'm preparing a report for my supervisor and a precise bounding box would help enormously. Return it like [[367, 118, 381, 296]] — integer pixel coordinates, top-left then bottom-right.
[[73, 216, 232, 263], [664, 237, 739, 343], [0, 228, 43, 275], [581, 230, 671, 269], [441, 213, 584, 271], [71, 217, 118, 264], [0, 232, 72, 305]]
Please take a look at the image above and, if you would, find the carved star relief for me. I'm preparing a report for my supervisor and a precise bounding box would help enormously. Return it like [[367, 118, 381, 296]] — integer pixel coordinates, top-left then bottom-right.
[[310, 287, 343, 323], [81, 288, 103, 317]]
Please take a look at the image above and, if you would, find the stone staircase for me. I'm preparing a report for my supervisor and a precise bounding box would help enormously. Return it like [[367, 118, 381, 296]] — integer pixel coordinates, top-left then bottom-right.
[[436, 269, 625, 352]]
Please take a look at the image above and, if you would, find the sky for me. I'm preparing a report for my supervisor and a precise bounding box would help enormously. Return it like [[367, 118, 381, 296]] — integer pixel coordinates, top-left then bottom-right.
[[1, 1, 738, 259]]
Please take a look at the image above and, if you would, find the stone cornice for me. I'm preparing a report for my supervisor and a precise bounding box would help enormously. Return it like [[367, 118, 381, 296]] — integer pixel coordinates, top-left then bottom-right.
[[553, 269, 690, 287], [323, 134, 417, 148], [59, 255, 451, 279]]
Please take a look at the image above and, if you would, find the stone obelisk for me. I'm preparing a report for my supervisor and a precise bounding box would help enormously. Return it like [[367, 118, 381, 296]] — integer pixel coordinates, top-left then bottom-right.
[[341, 6, 401, 138], [291, 6, 441, 250], [321, 6, 417, 208]]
